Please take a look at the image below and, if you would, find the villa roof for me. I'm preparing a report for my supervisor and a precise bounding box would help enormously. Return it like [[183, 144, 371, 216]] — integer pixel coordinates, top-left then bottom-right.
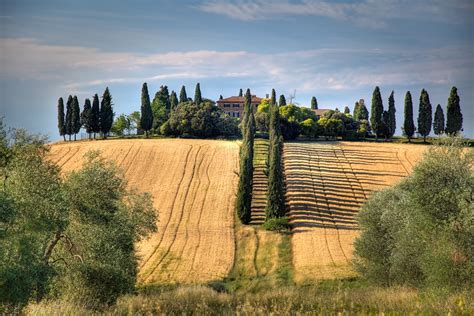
[[217, 95, 263, 103]]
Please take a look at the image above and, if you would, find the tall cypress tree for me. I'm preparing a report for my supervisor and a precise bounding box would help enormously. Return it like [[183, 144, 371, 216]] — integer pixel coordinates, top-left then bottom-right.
[[80, 98, 93, 139], [57, 97, 66, 141], [353, 101, 360, 119], [91, 93, 100, 139], [387, 91, 396, 138], [279, 94, 287, 106], [403, 91, 415, 142], [433, 104, 445, 136], [179, 85, 188, 103], [311, 96, 318, 110], [417, 89, 432, 143], [370, 86, 384, 138], [65, 95, 73, 141], [270, 89, 277, 106], [170, 90, 178, 109], [72, 96, 81, 141], [239, 88, 243, 97], [140, 82, 153, 137], [344, 106, 350, 114], [219, 95, 223, 100], [194, 83, 202, 105], [236, 89, 255, 224], [100, 87, 114, 138], [445, 86, 463, 135]]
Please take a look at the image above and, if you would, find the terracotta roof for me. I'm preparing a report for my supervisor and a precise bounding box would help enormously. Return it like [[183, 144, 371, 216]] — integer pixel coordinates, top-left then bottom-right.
[[313, 109, 331, 116], [217, 95, 263, 103]]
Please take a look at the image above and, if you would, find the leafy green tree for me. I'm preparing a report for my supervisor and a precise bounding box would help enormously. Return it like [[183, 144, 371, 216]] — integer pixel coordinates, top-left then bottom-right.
[[270, 89, 277, 106], [111, 114, 129, 136], [100, 88, 114, 138], [417, 89, 432, 142], [370, 86, 384, 138], [445, 86, 463, 135], [140, 83, 153, 137], [80, 98, 93, 139], [433, 104, 445, 136], [65, 95, 73, 141], [311, 96, 318, 110], [387, 91, 396, 138], [236, 89, 254, 224], [91, 94, 101, 139], [179, 85, 188, 103], [127, 111, 140, 135], [170, 90, 178, 109], [57, 97, 66, 141], [403, 91, 415, 141], [354, 99, 369, 121], [194, 83, 202, 105], [353, 101, 360, 118], [151, 86, 170, 133], [72, 96, 81, 141], [238, 88, 243, 97], [279, 94, 286, 106], [344, 106, 350, 114]]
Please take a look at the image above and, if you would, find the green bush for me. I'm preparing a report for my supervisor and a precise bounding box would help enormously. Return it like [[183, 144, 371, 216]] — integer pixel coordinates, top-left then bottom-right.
[[263, 217, 291, 232]]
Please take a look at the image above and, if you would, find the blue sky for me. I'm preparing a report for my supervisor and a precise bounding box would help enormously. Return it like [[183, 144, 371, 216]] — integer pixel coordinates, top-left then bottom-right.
[[1, 0, 473, 139]]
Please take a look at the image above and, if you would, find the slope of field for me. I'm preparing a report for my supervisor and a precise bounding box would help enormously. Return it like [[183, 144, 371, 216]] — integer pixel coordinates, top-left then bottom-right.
[[283, 141, 426, 283], [49, 139, 239, 284]]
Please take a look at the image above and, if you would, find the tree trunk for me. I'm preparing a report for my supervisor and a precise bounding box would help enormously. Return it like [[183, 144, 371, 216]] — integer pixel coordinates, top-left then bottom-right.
[[74, 134, 76, 141], [37, 231, 62, 302], [69, 134, 71, 141], [63, 135, 66, 141]]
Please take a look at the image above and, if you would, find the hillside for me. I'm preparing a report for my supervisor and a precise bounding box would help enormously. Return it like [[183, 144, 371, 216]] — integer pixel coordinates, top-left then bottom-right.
[[49, 139, 239, 284]]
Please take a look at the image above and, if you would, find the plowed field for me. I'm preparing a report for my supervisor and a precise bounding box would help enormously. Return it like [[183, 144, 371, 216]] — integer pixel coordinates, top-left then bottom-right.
[[49, 139, 239, 284]]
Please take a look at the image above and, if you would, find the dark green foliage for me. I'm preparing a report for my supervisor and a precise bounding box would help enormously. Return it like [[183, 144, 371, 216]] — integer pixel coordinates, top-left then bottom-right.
[[403, 91, 415, 141], [57, 97, 65, 141], [381, 110, 390, 139], [100, 87, 114, 138], [354, 139, 473, 290], [445, 87, 463, 135], [219, 95, 223, 100], [417, 89, 432, 142], [179, 85, 188, 103], [65, 95, 73, 140], [370, 86, 384, 138], [344, 106, 350, 114], [353, 102, 360, 118], [90, 94, 101, 139], [279, 95, 286, 106], [194, 83, 202, 105], [72, 96, 82, 140], [278, 104, 316, 140], [236, 89, 254, 224], [140, 83, 153, 137], [319, 110, 360, 139], [170, 90, 178, 109], [263, 217, 291, 232], [354, 99, 369, 121], [311, 96, 318, 110], [151, 86, 170, 133], [239, 89, 243, 97], [433, 104, 445, 136], [81, 99, 93, 137], [387, 91, 396, 138], [270, 89, 277, 106]]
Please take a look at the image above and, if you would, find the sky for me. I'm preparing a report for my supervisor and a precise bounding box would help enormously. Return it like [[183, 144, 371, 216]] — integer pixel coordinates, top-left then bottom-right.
[[1, 0, 473, 140]]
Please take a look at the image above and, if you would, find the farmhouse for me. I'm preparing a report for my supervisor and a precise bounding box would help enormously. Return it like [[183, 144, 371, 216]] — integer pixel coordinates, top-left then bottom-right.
[[216, 95, 263, 118], [313, 108, 331, 117]]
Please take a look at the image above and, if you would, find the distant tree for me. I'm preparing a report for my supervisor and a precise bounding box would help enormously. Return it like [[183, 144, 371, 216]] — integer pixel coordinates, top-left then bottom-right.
[[417, 89, 432, 142], [219, 95, 223, 100], [151, 86, 170, 133], [140, 83, 153, 137], [445, 86, 463, 135], [111, 114, 129, 136], [236, 89, 255, 224], [91, 94, 101, 139], [270, 89, 277, 106], [194, 83, 202, 105], [57, 97, 66, 141], [170, 90, 178, 109], [311, 96, 318, 110], [127, 111, 140, 135], [179, 85, 188, 103], [72, 96, 81, 141], [81, 98, 93, 139], [344, 106, 350, 114], [403, 91, 415, 142], [279, 94, 287, 106], [381, 110, 390, 140], [354, 100, 369, 122], [100, 87, 114, 138], [370, 86, 384, 138], [239, 88, 243, 97], [65, 95, 73, 141], [387, 91, 396, 138], [433, 104, 445, 136]]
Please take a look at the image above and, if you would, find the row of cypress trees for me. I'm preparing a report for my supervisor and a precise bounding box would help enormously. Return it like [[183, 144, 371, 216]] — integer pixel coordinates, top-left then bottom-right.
[[57, 87, 113, 140]]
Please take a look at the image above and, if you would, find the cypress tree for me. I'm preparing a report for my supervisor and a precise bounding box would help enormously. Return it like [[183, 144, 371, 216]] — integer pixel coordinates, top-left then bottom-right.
[[170, 90, 178, 109], [100, 87, 114, 138], [239, 88, 243, 97], [387, 91, 396, 138], [417, 89, 432, 143], [370, 86, 384, 138], [194, 83, 202, 105], [381, 110, 390, 140], [81, 98, 93, 139], [270, 89, 277, 106], [433, 104, 445, 136], [72, 96, 81, 141], [403, 91, 415, 142], [445, 86, 463, 135], [57, 97, 66, 141], [179, 85, 188, 103], [65, 95, 73, 141], [236, 89, 255, 224], [279, 94, 287, 106], [344, 106, 350, 114], [353, 101, 360, 119], [140, 82, 153, 137], [219, 95, 223, 100], [311, 96, 318, 110], [91, 94, 100, 139]]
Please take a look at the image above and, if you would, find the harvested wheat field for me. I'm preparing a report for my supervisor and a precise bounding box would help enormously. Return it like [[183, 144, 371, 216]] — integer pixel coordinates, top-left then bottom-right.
[[49, 139, 239, 284], [283, 141, 426, 283]]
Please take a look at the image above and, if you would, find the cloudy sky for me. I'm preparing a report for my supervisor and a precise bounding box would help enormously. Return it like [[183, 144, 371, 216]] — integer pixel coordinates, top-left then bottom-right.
[[1, 0, 473, 139]]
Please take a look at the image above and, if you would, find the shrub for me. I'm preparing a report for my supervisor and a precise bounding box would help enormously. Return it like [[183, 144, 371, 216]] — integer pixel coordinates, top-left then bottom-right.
[[263, 217, 291, 232]]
